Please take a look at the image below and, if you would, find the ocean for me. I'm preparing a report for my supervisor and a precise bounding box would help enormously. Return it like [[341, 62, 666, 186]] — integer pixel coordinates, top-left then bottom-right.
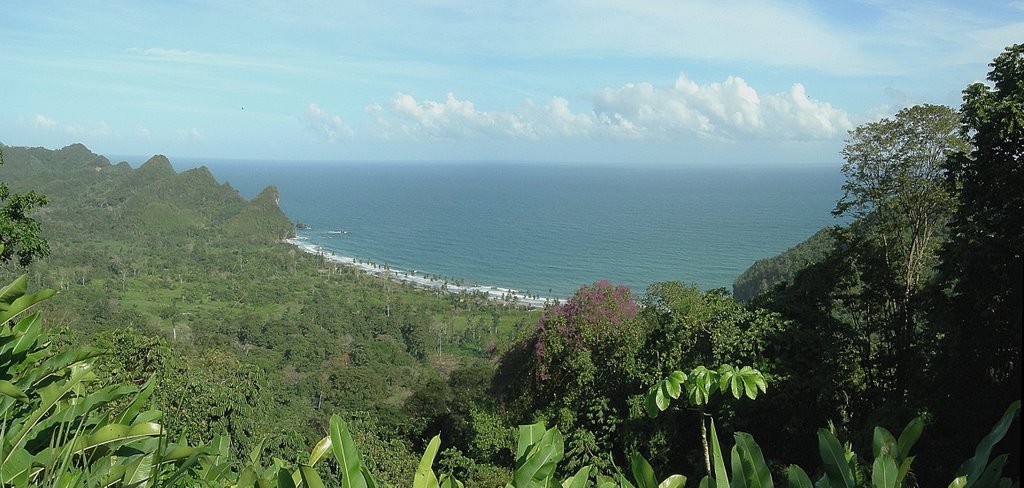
[[161, 158, 845, 299]]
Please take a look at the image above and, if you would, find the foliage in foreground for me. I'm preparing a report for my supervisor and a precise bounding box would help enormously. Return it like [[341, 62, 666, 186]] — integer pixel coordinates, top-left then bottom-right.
[[1, 269, 1019, 488]]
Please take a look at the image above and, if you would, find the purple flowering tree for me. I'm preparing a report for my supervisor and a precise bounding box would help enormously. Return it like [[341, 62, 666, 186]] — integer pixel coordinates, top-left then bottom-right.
[[497, 280, 644, 472]]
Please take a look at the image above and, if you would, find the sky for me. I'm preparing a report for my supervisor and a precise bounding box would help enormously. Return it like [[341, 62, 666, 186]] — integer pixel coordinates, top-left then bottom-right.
[[1, 1, 1021, 165]]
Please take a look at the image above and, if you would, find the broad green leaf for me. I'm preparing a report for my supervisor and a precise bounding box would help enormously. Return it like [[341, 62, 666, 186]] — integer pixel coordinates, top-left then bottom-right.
[[871, 455, 897, 488], [28, 347, 104, 389], [730, 374, 743, 400], [212, 431, 231, 459], [658, 475, 687, 488], [752, 374, 768, 395], [718, 366, 733, 394], [330, 415, 368, 488], [656, 384, 669, 411], [896, 417, 924, 462], [361, 465, 380, 488], [414, 435, 441, 488], [708, 419, 729, 488], [785, 466, 813, 488], [666, 371, 685, 398], [201, 456, 234, 483], [134, 409, 163, 424], [74, 422, 163, 454], [8, 313, 42, 356], [817, 429, 855, 488], [114, 378, 155, 425], [516, 444, 557, 484], [308, 435, 332, 467], [513, 428, 564, 488], [243, 434, 266, 467], [99, 464, 128, 487], [737, 367, 766, 400], [947, 476, 967, 488], [734, 432, 773, 488], [3, 363, 93, 466], [298, 464, 327, 488], [732, 445, 749, 488], [597, 475, 618, 488], [0, 447, 32, 485], [516, 422, 548, 461], [122, 452, 156, 486], [562, 466, 591, 488], [895, 456, 914, 486], [237, 467, 258, 487], [0, 287, 55, 324], [955, 400, 1020, 483], [0, 273, 27, 305], [159, 444, 200, 464], [973, 454, 1008, 488], [440, 474, 465, 488], [872, 427, 897, 459], [687, 366, 717, 405], [0, 380, 28, 402], [631, 452, 658, 488], [687, 380, 709, 406], [645, 387, 661, 418], [258, 477, 277, 488], [159, 448, 206, 487], [279, 468, 298, 488]]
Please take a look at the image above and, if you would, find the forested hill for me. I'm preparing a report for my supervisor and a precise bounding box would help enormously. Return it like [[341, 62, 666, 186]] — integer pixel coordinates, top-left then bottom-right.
[[732, 227, 834, 301], [0, 142, 540, 485], [1, 143, 293, 243]]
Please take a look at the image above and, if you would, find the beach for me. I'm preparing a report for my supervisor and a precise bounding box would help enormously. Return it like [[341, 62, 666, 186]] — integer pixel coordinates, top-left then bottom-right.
[[286, 236, 558, 309]]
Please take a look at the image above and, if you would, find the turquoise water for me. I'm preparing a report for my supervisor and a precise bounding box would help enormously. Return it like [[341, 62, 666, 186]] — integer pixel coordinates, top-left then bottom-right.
[[166, 158, 844, 298]]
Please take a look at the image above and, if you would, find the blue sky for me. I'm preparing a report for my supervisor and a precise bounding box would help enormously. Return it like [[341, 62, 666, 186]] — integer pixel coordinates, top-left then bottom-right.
[[2, 1, 1021, 165]]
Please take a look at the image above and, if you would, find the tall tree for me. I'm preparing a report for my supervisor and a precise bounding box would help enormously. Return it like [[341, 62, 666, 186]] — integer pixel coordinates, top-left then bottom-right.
[[929, 44, 1023, 477], [0, 146, 49, 266], [833, 104, 967, 396]]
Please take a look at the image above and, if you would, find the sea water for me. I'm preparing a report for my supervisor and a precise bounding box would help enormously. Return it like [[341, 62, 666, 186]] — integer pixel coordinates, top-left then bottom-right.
[[162, 158, 844, 299]]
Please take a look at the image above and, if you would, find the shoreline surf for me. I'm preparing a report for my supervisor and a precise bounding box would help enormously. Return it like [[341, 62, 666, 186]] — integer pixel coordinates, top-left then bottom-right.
[[285, 236, 560, 309]]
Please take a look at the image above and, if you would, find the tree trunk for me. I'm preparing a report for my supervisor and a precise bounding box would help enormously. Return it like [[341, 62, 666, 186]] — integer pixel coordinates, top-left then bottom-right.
[[700, 406, 712, 478]]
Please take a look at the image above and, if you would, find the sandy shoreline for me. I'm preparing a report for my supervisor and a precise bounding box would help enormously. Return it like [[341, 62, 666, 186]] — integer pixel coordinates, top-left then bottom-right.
[[285, 236, 558, 309]]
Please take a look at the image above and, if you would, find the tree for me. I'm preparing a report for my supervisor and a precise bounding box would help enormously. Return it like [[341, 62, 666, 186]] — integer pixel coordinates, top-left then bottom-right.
[[495, 281, 644, 473], [645, 364, 767, 479], [929, 44, 1023, 479], [0, 146, 50, 266], [833, 104, 967, 396]]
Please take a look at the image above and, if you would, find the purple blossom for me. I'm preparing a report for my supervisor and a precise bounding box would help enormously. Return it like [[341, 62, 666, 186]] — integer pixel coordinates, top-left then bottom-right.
[[532, 280, 638, 382]]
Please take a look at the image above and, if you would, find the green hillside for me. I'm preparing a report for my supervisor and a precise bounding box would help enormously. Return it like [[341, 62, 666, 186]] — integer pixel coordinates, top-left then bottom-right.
[[732, 227, 835, 302], [0, 143, 540, 484]]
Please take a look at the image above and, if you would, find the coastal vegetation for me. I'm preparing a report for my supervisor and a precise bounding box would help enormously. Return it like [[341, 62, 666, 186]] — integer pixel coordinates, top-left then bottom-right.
[[731, 227, 833, 302], [0, 44, 1021, 486]]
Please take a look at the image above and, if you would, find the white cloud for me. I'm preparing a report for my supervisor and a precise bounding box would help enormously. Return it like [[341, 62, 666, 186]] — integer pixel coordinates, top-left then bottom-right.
[[304, 103, 352, 143], [176, 127, 206, 141], [389, 93, 537, 139], [33, 114, 57, 129], [126, 46, 295, 72], [64, 120, 115, 138], [18, 114, 58, 129], [378, 75, 851, 142]]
